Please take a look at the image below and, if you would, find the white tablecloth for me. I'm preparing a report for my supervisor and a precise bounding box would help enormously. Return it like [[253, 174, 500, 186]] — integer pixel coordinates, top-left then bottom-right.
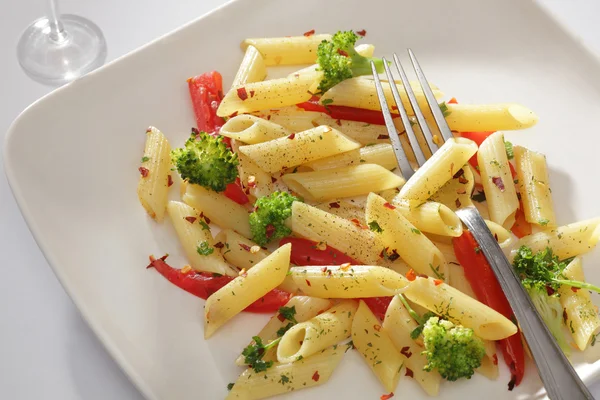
[[1, 1, 599, 398]]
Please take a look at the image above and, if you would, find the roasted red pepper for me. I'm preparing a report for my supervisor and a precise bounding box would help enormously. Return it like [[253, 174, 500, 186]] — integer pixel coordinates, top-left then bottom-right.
[[453, 231, 525, 389], [187, 71, 226, 133], [279, 237, 360, 266], [297, 97, 398, 125], [223, 177, 249, 205], [147, 255, 291, 312]]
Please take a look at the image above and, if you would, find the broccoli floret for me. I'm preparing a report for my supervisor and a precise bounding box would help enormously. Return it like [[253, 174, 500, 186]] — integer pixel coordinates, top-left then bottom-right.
[[421, 317, 486, 381], [527, 286, 571, 354], [171, 131, 238, 192], [249, 192, 300, 246], [316, 30, 385, 93]]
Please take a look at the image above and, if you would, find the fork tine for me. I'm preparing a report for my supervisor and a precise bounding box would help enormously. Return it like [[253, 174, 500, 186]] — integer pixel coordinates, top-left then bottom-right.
[[382, 56, 427, 167], [370, 60, 414, 180], [392, 54, 439, 158], [407, 49, 454, 142]]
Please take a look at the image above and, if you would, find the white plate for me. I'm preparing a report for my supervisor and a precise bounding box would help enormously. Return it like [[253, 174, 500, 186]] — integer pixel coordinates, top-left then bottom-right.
[[5, 0, 600, 398]]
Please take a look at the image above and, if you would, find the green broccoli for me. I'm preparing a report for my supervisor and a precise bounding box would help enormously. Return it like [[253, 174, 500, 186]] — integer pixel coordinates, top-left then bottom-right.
[[316, 30, 385, 93], [171, 130, 238, 192], [249, 192, 300, 246], [397, 294, 485, 381]]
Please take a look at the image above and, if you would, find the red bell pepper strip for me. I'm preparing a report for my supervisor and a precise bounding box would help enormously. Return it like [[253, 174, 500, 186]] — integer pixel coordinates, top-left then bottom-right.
[[147, 255, 291, 313], [459, 131, 495, 170], [187, 71, 226, 133], [361, 296, 393, 321], [511, 204, 532, 238], [224, 178, 249, 205], [279, 237, 360, 266], [296, 97, 398, 126], [453, 231, 525, 389]]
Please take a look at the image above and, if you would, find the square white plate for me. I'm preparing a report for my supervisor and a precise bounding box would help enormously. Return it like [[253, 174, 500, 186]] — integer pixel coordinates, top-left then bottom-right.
[[5, 0, 600, 398]]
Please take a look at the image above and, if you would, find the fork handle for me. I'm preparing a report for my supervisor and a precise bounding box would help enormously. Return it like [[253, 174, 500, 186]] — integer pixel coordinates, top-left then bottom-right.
[[456, 207, 594, 400]]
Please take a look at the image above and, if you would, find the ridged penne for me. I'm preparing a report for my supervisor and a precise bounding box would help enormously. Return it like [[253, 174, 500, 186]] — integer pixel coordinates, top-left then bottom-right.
[[303, 143, 397, 171], [352, 300, 405, 392], [478, 132, 519, 229], [137, 126, 171, 221], [220, 115, 291, 144], [227, 345, 344, 400], [290, 202, 380, 264], [213, 229, 269, 270], [397, 138, 478, 205], [231, 45, 267, 88], [514, 145, 557, 228], [239, 125, 360, 174], [279, 265, 409, 298], [366, 193, 448, 280], [315, 200, 365, 222], [283, 164, 405, 202], [204, 244, 291, 338], [391, 198, 463, 237], [514, 218, 600, 260], [558, 258, 600, 351], [183, 184, 252, 239], [403, 277, 517, 341], [443, 103, 539, 132], [277, 300, 358, 363], [217, 74, 316, 117], [241, 34, 331, 66]]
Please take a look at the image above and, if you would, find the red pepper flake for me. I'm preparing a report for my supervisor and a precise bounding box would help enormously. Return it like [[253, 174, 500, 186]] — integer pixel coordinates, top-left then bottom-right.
[[237, 87, 248, 101], [458, 176, 469, 184], [321, 267, 328, 273], [546, 286, 555, 296], [335, 119, 342, 126], [239, 243, 252, 252], [391, 105, 398, 111], [329, 202, 340, 208], [350, 218, 367, 229], [383, 202, 396, 210], [373, 324, 381, 332], [448, 97, 458, 104], [249, 90, 255, 98], [456, 188, 467, 194], [184, 216, 197, 224], [387, 249, 400, 262], [563, 309, 568, 323], [434, 279, 444, 286], [377, 134, 390, 140], [406, 269, 417, 281], [493, 354, 499, 365], [287, 133, 296, 140], [306, 279, 312, 287], [271, 176, 278, 183], [452, 168, 465, 179], [303, 29, 315, 37], [400, 346, 412, 358], [267, 115, 272, 120], [337, 49, 349, 57], [277, 313, 286, 322], [229, 111, 239, 118], [381, 392, 394, 400], [138, 167, 149, 177], [571, 287, 580, 293], [418, 273, 429, 279], [356, 29, 367, 37], [265, 224, 276, 238], [167, 175, 173, 187], [214, 242, 225, 249], [312, 371, 320, 381], [203, 215, 211, 224], [455, 198, 462, 208], [494, 233, 499, 242], [492, 176, 505, 192], [405, 368, 414, 378]]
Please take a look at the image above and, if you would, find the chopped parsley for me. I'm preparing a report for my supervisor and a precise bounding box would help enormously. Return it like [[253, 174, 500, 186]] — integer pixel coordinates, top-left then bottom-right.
[[199, 220, 211, 231], [227, 383, 234, 391], [141, 156, 150, 162], [278, 306, 297, 323], [242, 336, 281, 372], [538, 218, 550, 227], [411, 228, 421, 235], [439, 102, 451, 118], [196, 241, 214, 256], [504, 140, 514, 160], [368, 220, 383, 233], [321, 98, 334, 112]]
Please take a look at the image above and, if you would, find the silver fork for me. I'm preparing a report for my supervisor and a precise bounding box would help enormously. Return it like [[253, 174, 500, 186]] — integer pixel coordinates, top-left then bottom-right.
[[371, 50, 593, 400]]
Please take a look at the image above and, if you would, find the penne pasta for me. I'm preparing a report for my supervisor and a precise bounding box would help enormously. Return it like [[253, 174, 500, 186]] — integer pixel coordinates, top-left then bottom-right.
[[220, 115, 291, 144], [365, 193, 448, 280], [235, 296, 333, 366], [213, 229, 269, 270], [231, 45, 267, 88], [514, 218, 600, 260], [290, 201, 380, 264], [137, 126, 171, 221], [444, 103, 539, 132], [236, 151, 286, 199], [430, 164, 476, 211], [485, 219, 518, 251], [352, 300, 405, 392], [241, 34, 332, 66], [391, 198, 463, 237], [286, 43, 376, 79], [514, 145, 557, 228], [396, 138, 478, 205], [283, 164, 405, 202], [277, 300, 358, 363], [239, 125, 360, 174], [217, 74, 316, 117], [264, 109, 323, 133], [167, 201, 237, 276], [311, 114, 393, 145], [279, 265, 409, 298], [320, 77, 444, 113], [558, 258, 600, 351], [204, 244, 291, 338], [314, 199, 365, 222], [303, 143, 397, 171], [404, 277, 518, 341], [478, 132, 519, 229], [383, 295, 442, 396], [227, 345, 344, 400], [183, 184, 252, 239]]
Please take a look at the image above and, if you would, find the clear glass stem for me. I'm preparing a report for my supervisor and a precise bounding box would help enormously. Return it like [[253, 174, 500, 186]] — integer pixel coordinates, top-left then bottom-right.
[[48, 0, 67, 42]]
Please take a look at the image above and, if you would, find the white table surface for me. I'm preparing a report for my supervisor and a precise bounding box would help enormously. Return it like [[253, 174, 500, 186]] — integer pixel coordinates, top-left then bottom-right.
[[1, 1, 599, 399]]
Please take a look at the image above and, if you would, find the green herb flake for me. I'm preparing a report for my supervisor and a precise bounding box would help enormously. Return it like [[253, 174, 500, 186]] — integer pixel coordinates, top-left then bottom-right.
[[368, 220, 383, 233], [196, 241, 214, 256]]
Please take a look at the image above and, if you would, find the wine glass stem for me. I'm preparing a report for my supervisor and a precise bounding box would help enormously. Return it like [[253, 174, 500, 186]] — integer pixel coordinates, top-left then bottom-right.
[[48, 0, 67, 42]]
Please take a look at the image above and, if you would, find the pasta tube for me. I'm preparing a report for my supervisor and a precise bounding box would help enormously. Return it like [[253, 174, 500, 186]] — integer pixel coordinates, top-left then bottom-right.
[[391, 198, 463, 237], [241, 34, 331, 65], [214, 229, 269, 270], [303, 143, 397, 171], [137, 126, 171, 221], [231, 45, 267, 88], [220, 115, 291, 144], [444, 103, 539, 132]]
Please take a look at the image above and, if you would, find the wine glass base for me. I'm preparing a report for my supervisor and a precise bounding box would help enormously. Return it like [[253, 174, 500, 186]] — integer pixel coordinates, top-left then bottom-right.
[[17, 14, 107, 86]]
